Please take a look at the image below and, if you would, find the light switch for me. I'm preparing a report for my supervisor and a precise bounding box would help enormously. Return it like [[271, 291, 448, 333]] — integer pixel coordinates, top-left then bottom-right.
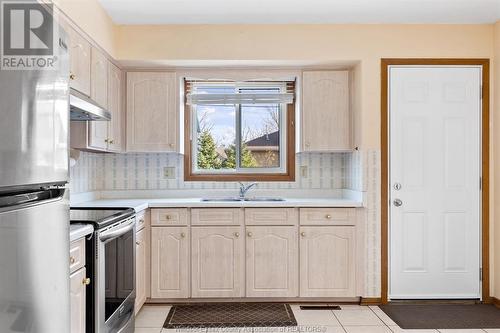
[[163, 167, 176, 179]]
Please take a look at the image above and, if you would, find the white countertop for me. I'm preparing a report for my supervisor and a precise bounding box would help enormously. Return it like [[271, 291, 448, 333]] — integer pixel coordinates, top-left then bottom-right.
[[71, 197, 363, 212], [69, 223, 94, 242]]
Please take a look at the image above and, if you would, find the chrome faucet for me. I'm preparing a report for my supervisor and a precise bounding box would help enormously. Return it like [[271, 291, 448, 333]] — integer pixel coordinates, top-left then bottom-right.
[[239, 182, 257, 199]]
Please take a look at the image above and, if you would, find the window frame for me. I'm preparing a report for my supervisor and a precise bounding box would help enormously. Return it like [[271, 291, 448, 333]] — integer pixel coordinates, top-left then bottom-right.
[[184, 80, 295, 182]]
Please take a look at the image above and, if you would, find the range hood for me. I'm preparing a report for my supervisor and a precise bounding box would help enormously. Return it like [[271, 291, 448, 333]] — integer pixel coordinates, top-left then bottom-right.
[[70, 88, 111, 121]]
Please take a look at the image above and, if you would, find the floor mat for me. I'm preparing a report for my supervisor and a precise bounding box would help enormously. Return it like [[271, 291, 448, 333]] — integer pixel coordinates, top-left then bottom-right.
[[379, 304, 500, 329], [163, 303, 297, 328]]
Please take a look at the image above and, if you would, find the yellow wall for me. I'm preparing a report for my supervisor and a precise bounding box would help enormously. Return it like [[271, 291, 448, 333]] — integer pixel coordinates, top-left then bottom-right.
[[52, 0, 117, 57], [116, 24, 494, 149]]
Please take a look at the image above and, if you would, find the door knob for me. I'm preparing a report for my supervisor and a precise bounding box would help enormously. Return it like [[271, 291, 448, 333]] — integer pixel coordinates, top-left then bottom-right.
[[393, 199, 403, 207]]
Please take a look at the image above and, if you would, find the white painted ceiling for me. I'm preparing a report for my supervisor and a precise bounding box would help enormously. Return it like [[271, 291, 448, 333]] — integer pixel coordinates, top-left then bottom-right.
[[98, 0, 500, 24]]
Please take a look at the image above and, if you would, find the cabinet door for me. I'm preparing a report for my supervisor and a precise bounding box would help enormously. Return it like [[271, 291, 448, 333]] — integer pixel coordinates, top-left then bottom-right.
[[88, 47, 109, 150], [90, 47, 108, 108], [107, 63, 123, 152], [246, 226, 298, 297], [151, 227, 189, 298], [67, 26, 91, 96], [135, 228, 146, 313], [70, 267, 86, 333], [302, 71, 351, 151], [191, 226, 244, 298], [127, 72, 177, 152], [299, 226, 356, 297]]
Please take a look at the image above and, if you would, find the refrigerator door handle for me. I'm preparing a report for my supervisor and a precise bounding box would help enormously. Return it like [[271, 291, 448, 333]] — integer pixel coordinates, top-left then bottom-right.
[[0, 188, 65, 212]]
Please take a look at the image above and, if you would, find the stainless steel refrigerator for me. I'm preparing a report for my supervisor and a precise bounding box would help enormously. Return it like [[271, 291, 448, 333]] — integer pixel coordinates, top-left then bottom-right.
[[0, 14, 71, 333]]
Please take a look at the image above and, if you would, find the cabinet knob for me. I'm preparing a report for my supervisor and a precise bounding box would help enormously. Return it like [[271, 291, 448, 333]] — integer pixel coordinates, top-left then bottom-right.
[[139, 219, 144, 224], [180, 232, 186, 238], [136, 241, 140, 245], [82, 277, 91, 285], [104, 139, 109, 143], [69, 256, 75, 264], [247, 232, 253, 237], [300, 231, 306, 237], [165, 215, 171, 220], [109, 139, 114, 144], [69, 73, 76, 80], [234, 232, 240, 238], [325, 214, 332, 219], [169, 143, 175, 148]]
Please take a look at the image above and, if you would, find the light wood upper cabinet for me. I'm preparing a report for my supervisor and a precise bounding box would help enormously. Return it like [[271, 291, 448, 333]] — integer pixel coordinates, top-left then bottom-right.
[[107, 63, 124, 152], [90, 47, 108, 109], [151, 227, 190, 299], [302, 71, 351, 151], [191, 226, 244, 298], [70, 267, 86, 333], [299, 226, 356, 297], [66, 26, 91, 96], [246, 226, 298, 297], [84, 47, 109, 151], [126, 72, 177, 152]]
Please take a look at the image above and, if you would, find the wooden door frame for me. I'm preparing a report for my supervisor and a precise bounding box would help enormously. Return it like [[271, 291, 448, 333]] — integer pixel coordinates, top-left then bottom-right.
[[380, 58, 490, 304]]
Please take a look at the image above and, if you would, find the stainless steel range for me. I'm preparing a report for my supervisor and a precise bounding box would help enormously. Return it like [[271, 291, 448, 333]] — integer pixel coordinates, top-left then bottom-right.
[[70, 208, 136, 333]]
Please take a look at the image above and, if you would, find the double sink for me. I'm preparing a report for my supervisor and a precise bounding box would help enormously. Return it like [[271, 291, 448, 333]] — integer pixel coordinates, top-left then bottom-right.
[[201, 183, 285, 202], [201, 197, 285, 202]]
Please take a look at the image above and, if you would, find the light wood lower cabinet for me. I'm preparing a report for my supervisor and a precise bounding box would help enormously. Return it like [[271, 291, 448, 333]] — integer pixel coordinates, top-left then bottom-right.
[[246, 226, 298, 297], [135, 210, 150, 313], [135, 228, 147, 313], [148, 208, 358, 300], [191, 226, 244, 298], [151, 227, 190, 298], [70, 266, 86, 333], [299, 226, 356, 297]]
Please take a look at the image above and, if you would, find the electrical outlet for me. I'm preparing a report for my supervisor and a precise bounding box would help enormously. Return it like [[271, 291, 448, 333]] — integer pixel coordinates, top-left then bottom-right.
[[163, 167, 176, 179], [300, 166, 308, 178]]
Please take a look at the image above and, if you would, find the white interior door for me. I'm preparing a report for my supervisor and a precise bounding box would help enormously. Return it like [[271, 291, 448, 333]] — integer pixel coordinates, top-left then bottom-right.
[[389, 66, 482, 299]]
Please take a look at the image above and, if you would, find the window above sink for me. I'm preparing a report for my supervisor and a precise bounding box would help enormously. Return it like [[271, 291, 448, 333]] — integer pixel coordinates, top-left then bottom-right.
[[184, 79, 296, 182]]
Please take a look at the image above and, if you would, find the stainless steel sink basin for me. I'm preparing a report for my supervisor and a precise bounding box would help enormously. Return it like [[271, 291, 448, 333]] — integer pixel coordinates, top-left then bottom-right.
[[201, 197, 285, 202], [201, 197, 243, 202]]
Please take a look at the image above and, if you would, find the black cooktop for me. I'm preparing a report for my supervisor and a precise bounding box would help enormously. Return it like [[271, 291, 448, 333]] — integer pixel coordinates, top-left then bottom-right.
[[70, 207, 135, 229]]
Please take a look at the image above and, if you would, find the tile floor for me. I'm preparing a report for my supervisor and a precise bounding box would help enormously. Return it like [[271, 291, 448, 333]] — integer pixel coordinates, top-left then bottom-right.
[[135, 304, 500, 333]]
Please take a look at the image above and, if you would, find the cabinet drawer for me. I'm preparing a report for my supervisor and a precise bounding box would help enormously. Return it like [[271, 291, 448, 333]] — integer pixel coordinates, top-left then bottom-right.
[[300, 208, 355, 226], [136, 210, 150, 231], [245, 208, 298, 226], [69, 238, 85, 274], [191, 208, 242, 226], [151, 208, 188, 226]]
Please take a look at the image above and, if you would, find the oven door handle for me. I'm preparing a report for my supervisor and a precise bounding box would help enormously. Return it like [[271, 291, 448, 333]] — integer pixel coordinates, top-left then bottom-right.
[[99, 219, 135, 241]]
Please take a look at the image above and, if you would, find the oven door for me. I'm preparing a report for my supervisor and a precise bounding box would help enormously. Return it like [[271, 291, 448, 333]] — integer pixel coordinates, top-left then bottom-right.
[[96, 218, 136, 333]]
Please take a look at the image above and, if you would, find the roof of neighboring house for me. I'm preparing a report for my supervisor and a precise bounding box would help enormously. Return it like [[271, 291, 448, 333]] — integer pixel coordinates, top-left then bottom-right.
[[245, 131, 279, 148]]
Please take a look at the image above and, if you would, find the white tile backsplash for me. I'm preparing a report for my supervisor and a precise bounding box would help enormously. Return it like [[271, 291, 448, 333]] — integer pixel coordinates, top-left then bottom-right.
[[71, 152, 353, 193]]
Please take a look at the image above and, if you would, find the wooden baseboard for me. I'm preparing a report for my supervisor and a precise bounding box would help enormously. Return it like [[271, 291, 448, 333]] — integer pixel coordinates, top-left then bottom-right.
[[360, 297, 382, 306], [491, 297, 500, 308]]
